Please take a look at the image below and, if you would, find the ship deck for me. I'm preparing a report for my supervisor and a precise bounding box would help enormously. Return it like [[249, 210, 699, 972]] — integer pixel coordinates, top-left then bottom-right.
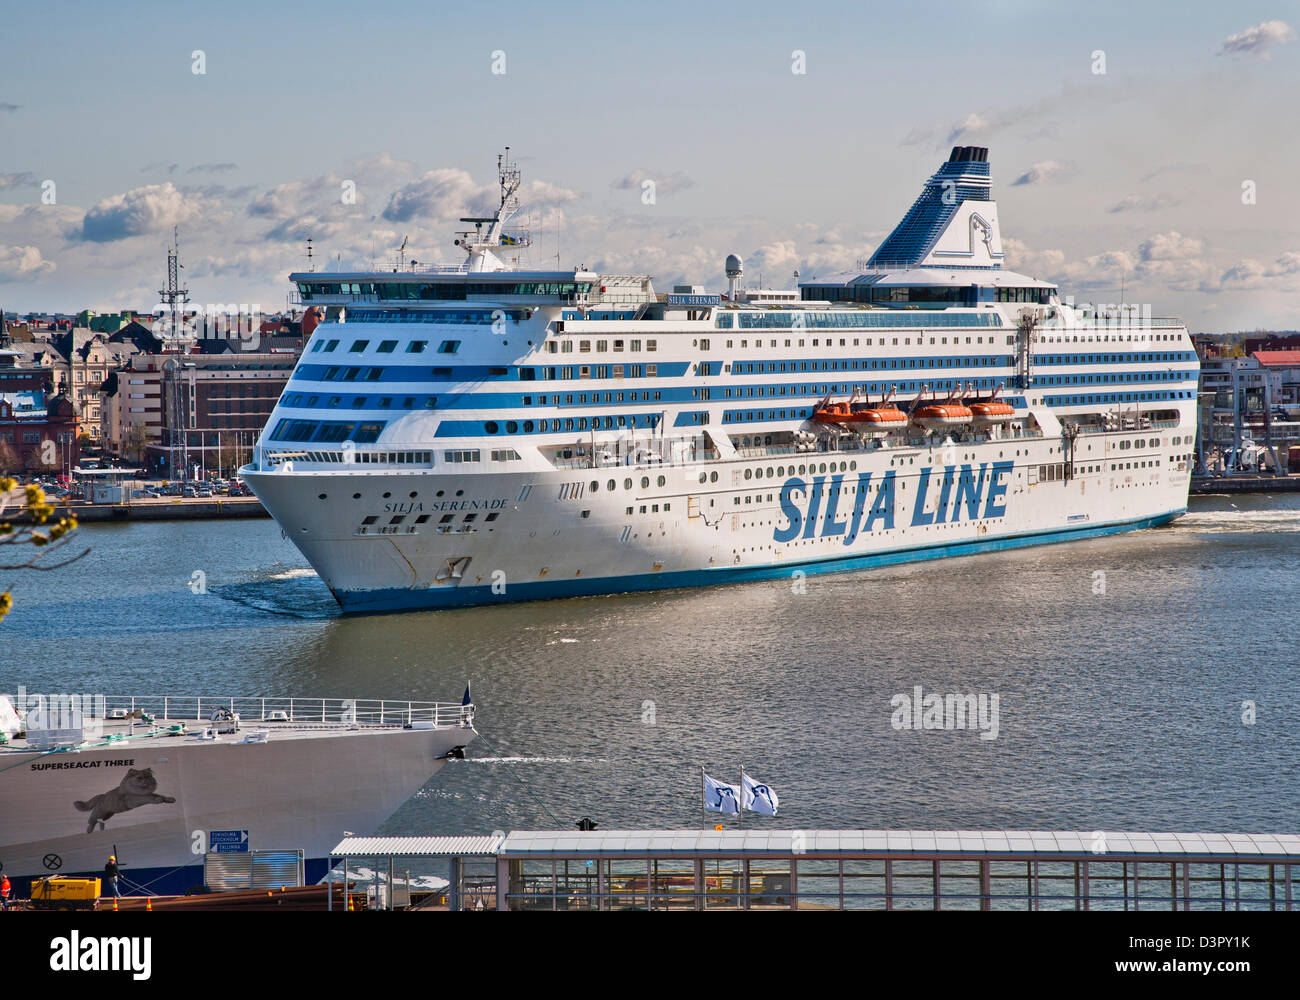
[[0, 695, 474, 753]]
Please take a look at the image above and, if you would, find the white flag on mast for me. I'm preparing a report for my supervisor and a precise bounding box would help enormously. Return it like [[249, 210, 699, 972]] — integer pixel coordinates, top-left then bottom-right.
[[702, 773, 741, 816], [742, 772, 779, 816]]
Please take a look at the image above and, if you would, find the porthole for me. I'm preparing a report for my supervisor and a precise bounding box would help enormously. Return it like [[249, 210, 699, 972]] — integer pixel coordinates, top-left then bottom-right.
[[608, 480, 616, 491], [710, 472, 718, 483], [382, 492, 391, 499], [624, 478, 632, 490], [485, 421, 499, 434], [641, 476, 650, 488], [744, 469, 752, 480], [590, 481, 599, 492], [318, 493, 327, 500], [455, 490, 464, 497], [436, 490, 445, 498], [507, 421, 518, 434], [352, 492, 361, 499], [699, 472, 707, 484], [409, 492, 417, 499], [657, 476, 665, 487]]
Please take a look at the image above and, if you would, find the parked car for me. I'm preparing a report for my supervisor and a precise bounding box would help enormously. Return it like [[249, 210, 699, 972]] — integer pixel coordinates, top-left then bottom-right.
[[182, 486, 196, 498], [195, 487, 213, 498]]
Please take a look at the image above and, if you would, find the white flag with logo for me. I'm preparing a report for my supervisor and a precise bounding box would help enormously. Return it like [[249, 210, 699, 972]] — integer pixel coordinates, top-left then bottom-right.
[[703, 773, 740, 816], [742, 773, 779, 816]]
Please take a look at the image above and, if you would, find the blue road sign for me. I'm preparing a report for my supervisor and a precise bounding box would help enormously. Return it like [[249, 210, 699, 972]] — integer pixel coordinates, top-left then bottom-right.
[[209, 830, 249, 853]]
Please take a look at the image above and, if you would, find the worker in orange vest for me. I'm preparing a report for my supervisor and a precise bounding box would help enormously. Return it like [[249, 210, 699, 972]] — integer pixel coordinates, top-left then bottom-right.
[[0, 874, 11, 911]]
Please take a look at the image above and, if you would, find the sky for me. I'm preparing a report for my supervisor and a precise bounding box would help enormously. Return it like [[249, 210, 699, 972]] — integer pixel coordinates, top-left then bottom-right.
[[2, 0, 1299, 331]]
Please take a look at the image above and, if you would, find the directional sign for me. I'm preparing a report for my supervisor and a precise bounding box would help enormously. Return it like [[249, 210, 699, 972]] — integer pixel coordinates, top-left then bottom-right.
[[208, 830, 249, 853]]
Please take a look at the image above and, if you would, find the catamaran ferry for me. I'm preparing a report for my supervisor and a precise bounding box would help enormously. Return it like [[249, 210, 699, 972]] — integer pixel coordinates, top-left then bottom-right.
[[243, 147, 1197, 613], [0, 691, 474, 895]]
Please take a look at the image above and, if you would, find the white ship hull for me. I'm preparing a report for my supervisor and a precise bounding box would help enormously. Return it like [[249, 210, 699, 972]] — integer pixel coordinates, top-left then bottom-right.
[[246, 427, 1191, 613], [0, 719, 471, 893]]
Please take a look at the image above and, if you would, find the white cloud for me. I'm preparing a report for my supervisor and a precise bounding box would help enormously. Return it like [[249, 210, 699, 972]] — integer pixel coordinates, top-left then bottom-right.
[[381, 168, 485, 223], [1208, 251, 1300, 290], [1219, 20, 1296, 59], [79, 183, 207, 242], [1011, 160, 1071, 186], [611, 169, 695, 198], [0, 244, 56, 281], [0, 172, 38, 189], [1108, 194, 1180, 213]]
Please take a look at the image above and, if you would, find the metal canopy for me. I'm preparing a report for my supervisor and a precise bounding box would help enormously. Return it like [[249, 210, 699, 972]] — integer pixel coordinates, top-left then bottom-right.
[[497, 829, 1300, 860], [330, 830, 1300, 861], [330, 834, 503, 857]]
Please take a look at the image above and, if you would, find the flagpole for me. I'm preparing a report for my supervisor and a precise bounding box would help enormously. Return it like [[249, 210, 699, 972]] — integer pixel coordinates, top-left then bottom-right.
[[700, 765, 705, 830], [738, 765, 744, 830]]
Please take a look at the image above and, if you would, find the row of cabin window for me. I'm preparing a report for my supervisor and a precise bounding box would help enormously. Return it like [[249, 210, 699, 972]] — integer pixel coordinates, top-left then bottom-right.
[[311, 338, 461, 355], [546, 339, 658, 353], [269, 419, 385, 443]]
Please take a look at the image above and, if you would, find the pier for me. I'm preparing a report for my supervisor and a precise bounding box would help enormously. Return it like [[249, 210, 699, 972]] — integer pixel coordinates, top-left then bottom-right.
[[1190, 473, 1300, 495], [49, 497, 269, 522], [333, 829, 1300, 912]]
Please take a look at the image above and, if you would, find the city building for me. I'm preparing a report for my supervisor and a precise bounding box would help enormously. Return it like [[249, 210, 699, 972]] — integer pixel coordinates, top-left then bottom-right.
[[0, 344, 80, 476]]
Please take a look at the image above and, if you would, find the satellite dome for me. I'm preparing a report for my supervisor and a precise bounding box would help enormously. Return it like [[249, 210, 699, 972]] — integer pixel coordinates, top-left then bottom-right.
[[725, 254, 743, 277]]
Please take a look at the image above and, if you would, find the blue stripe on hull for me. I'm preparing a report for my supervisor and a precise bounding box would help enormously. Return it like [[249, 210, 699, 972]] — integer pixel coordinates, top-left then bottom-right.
[[8, 858, 332, 899], [335, 508, 1187, 614]]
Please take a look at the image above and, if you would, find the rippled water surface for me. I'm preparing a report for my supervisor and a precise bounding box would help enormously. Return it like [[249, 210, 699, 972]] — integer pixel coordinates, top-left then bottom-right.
[[4, 493, 1297, 838]]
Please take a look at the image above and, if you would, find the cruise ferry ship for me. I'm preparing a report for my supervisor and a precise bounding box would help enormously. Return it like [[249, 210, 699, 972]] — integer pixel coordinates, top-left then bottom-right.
[[0, 691, 474, 894], [243, 148, 1198, 613]]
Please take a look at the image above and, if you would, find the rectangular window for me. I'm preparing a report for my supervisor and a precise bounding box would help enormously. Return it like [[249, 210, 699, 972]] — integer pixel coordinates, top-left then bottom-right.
[[406, 340, 427, 353], [377, 340, 398, 353], [350, 339, 369, 352], [437, 341, 461, 353]]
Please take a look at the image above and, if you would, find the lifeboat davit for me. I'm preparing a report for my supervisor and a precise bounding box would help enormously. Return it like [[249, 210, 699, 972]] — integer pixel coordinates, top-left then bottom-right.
[[969, 400, 1016, 425], [912, 402, 973, 431], [812, 401, 854, 425], [846, 406, 909, 432]]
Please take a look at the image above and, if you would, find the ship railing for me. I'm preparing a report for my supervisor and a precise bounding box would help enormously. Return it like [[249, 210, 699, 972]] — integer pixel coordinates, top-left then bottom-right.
[[95, 696, 474, 730]]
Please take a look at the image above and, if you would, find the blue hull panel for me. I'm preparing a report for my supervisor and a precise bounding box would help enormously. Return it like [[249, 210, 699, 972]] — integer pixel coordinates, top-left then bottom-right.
[[335, 508, 1187, 614]]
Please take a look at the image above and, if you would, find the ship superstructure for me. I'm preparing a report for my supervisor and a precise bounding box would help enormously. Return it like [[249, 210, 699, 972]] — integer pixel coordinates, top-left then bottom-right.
[[243, 148, 1198, 612]]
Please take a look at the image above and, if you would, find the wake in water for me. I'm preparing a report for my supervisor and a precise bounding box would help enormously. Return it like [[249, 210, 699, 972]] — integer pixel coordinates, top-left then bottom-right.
[[214, 563, 338, 619], [468, 756, 606, 764], [1173, 509, 1300, 533]]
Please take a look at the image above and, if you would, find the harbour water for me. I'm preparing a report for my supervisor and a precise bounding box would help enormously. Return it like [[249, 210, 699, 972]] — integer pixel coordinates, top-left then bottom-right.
[[4, 495, 1297, 840]]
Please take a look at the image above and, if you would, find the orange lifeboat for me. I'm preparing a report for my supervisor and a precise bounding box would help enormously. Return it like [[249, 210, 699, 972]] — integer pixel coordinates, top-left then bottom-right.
[[846, 405, 909, 431], [912, 401, 973, 431], [812, 401, 854, 425], [969, 400, 1016, 424]]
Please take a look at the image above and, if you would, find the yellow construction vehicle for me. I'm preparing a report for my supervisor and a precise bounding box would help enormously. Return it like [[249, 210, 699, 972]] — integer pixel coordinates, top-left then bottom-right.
[[30, 877, 101, 910]]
